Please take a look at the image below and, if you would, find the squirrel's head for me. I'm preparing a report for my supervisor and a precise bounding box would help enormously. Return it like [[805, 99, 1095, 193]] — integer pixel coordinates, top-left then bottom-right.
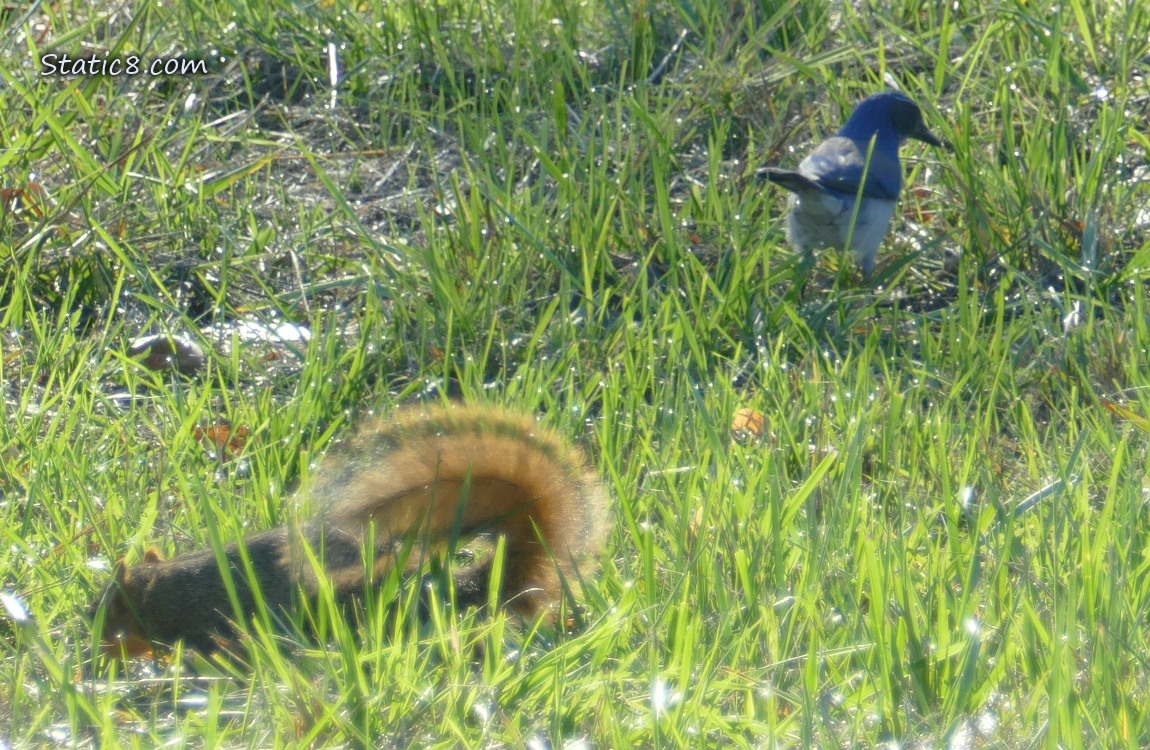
[[90, 548, 166, 658]]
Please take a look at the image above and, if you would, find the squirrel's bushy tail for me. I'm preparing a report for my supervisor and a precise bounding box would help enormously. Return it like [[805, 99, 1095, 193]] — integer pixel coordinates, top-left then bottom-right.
[[301, 405, 609, 614]]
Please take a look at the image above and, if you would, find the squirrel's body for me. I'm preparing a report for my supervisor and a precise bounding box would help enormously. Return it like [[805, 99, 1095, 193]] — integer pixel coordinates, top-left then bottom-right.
[[94, 405, 608, 657]]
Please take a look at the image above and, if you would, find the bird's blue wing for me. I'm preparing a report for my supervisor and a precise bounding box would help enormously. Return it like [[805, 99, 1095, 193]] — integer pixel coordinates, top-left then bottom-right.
[[798, 136, 902, 200]]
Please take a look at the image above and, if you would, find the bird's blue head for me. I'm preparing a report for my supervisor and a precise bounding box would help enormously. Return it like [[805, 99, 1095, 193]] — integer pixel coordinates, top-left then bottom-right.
[[837, 91, 943, 149]]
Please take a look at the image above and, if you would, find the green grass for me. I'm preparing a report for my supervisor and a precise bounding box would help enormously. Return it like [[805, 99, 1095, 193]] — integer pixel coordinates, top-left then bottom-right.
[[2, 0, 1150, 746]]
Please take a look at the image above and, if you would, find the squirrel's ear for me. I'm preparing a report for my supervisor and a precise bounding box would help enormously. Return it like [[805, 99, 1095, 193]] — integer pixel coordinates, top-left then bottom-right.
[[142, 548, 165, 563], [113, 556, 131, 583]]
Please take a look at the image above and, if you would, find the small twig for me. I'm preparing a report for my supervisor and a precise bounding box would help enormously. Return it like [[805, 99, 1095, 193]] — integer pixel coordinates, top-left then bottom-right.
[[647, 28, 689, 86]]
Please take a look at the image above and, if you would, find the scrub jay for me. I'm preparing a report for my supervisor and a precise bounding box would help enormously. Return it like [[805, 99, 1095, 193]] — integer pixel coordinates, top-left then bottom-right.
[[763, 91, 943, 277]]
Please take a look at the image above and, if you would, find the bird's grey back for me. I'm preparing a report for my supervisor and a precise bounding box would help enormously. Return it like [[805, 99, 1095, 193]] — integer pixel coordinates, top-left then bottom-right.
[[799, 136, 903, 200]]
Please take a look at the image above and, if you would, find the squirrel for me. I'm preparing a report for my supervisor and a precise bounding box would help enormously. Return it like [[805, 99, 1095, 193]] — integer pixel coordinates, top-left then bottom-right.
[[90, 405, 609, 657]]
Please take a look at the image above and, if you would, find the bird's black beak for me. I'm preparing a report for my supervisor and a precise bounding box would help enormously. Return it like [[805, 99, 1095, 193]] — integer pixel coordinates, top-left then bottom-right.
[[914, 123, 948, 150]]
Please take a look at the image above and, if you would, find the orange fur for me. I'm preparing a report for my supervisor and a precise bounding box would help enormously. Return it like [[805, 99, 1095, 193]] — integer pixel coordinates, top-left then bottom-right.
[[92, 405, 608, 657]]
